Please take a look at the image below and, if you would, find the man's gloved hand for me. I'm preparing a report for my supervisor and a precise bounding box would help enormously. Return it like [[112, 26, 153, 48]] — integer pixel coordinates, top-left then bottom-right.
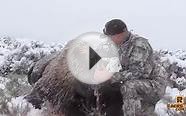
[[111, 71, 133, 84]]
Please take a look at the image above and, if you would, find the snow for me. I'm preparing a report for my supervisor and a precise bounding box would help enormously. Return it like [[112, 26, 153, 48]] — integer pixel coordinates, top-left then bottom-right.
[[0, 96, 44, 116], [155, 86, 186, 116], [0, 83, 5, 90], [0, 37, 186, 115], [7, 96, 43, 116], [27, 109, 43, 116], [0, 37, 64, 75], [0, 76, 9, 89], [161, 50, 186, 68], [0, 37, 64, 116], [175, 76, 186, 86], [0, 47, 9, 67]]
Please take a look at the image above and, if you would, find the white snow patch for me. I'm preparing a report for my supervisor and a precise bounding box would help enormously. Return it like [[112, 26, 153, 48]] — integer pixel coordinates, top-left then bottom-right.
[[0, 76, 9, 89], [161, 50, 186, 68], [7, 96, 44, 116]]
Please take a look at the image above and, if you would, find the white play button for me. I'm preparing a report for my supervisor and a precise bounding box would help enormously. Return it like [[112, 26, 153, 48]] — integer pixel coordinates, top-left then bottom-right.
[[66, 32, 121, 85]]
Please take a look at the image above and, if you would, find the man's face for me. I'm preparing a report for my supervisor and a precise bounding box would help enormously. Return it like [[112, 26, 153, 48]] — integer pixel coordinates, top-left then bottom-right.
[[110, 31, 128, 45]]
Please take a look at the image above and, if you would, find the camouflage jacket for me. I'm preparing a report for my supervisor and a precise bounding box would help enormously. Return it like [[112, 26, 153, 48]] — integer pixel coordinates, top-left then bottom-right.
[[112, 32, 168, 84]]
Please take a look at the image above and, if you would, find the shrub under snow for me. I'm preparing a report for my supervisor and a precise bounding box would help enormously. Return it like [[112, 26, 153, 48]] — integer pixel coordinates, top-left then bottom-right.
[[0, 37, 186, 116]]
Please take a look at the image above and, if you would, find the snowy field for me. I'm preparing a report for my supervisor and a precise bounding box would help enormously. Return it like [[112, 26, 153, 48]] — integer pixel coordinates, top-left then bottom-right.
[[0, 37, 186, 116]]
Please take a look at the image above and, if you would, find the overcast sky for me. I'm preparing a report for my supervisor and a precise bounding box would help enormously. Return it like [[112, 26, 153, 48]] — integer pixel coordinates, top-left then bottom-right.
[[0, 0, 186, 50]]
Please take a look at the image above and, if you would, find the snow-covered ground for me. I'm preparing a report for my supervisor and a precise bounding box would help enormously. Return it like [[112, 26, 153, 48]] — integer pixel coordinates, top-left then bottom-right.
[[7, 96, 43, 116], [0, 37, 186, 116], [0, 37, 64, 75], [161, 49, 186, 68], [0, 37, 64, 116]]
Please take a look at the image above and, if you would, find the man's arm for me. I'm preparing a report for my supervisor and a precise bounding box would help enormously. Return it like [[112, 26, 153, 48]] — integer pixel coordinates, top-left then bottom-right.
[[120, 62, 168, 105], [111, 36, 168, 105], [111, 37, 154, 83]]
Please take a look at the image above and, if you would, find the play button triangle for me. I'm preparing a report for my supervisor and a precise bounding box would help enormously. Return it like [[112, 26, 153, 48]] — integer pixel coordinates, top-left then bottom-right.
[[89, 47, 101, 69]]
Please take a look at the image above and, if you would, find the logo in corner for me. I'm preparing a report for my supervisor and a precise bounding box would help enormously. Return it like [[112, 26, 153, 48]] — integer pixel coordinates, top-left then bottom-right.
[[167, 96, 186, 111]]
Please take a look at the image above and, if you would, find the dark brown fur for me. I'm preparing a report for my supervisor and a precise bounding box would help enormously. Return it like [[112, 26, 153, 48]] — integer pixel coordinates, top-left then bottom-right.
[[26, 40, 123, 116]]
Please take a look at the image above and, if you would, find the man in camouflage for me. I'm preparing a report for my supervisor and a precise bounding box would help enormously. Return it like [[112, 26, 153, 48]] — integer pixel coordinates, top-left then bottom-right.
[[100, 19, 168, 115]]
